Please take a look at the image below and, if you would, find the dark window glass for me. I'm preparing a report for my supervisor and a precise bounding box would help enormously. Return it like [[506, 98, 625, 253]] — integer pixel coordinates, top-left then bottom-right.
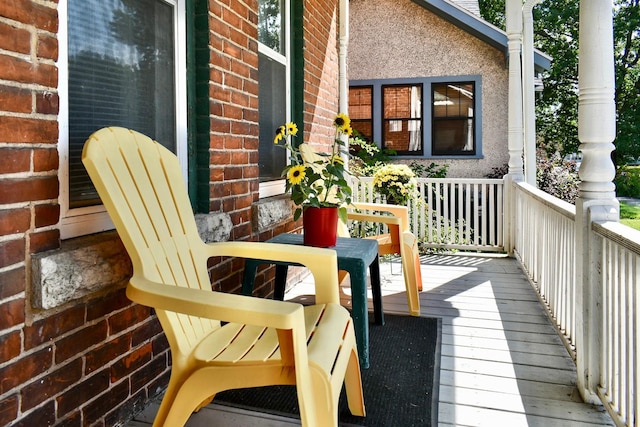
[[258, 0, 285, 53], [432, 82, 475, 156], [349, 86, 373, 142]]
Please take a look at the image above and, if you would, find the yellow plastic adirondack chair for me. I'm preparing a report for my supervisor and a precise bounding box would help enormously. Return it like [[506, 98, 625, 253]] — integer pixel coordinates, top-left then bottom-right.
[[82, 127, 365, 427], [338, 202, 422, 316]]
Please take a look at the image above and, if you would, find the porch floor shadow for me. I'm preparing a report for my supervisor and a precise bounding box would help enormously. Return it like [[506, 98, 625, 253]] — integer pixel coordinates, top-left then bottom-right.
[[126, 253, 615, 427]]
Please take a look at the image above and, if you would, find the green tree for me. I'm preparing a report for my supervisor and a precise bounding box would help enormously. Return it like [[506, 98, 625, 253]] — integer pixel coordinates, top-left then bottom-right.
[[613, 0, 640, 164], [478, 0, 640, 165]]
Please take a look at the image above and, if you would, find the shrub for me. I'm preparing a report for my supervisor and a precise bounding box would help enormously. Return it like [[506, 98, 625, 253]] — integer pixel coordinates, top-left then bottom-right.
[[409, 161, 449, 178], [536, 150, 580, 204], [348, 134, 396, 177], [485, 164, 509, 179], [615, 166, 640, 198]]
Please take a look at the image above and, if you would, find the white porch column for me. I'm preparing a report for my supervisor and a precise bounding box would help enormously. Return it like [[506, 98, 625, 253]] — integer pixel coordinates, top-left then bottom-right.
[[339, 0, 349, 164], [504, 0, 524, 254], [575, 0, 619, 404], [522, 0, 542, 186], [506, 0, 524, 179]]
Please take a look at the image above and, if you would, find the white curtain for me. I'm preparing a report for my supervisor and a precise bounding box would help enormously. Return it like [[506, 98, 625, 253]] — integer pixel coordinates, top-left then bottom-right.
[[408, 86, 421, 151]]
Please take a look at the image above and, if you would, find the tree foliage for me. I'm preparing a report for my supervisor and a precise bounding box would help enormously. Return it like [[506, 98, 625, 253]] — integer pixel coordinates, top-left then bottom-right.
[[613, 0, 640, 164], [478, 0, 640, 165]]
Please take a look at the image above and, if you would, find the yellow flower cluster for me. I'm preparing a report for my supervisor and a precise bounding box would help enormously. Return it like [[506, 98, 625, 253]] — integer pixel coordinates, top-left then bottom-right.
[[372, 164, 418, 205]]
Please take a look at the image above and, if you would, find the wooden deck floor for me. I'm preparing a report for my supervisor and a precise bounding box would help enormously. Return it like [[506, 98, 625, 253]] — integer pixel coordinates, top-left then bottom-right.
[[127, 253, 615, 427]]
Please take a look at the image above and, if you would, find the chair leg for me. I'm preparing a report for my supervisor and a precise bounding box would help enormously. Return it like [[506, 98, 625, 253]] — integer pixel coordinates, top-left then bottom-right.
[[401, 232, 421, 316], [344, 346, 366, 417], [152, 374, 186, 427]]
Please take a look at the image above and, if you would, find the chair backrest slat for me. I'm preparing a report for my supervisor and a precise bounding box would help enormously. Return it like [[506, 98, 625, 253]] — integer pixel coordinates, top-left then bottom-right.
[[83, 127, 218, 356]]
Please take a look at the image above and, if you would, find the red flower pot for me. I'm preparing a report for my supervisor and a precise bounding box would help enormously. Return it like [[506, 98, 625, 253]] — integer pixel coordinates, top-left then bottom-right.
[[303, 207, 338, 247]]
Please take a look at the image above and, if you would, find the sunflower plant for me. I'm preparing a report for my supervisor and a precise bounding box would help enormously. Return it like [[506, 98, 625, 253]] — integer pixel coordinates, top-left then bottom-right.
[[274, 113, 353, 222]]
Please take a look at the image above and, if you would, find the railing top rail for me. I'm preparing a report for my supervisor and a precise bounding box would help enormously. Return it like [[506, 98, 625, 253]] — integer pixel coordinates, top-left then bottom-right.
[[593, 220, 640, 254], [414, 177, 504, 184], [354, 176, 504, 184], [514, 181, 576, 220]]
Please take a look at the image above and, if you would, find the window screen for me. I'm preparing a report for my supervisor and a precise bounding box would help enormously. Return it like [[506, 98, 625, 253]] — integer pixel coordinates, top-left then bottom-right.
[[258, 0, 288, 183], [67, 0, 176, 208], [258, 52, 287, 181]]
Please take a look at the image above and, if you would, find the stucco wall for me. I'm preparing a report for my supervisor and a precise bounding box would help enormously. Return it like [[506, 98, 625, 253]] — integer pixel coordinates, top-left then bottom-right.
[[349, 0, 509, 178]]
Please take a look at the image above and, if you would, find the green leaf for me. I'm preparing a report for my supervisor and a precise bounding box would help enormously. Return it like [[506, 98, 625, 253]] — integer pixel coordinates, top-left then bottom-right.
[[338, 206, 348, 224]]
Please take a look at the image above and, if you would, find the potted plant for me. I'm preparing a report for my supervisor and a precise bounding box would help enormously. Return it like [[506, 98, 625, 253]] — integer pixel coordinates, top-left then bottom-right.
[[274, 113, 354, 247], [371, 163, 419, 206]]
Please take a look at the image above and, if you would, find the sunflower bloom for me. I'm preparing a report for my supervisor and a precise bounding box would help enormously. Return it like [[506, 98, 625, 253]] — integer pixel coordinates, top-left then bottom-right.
[[333, 113, 351, 132], [287, 165, 306, 185], [286, 122, 298, 136], [331, 155, 344, 165], [274, 125, 285, 144]]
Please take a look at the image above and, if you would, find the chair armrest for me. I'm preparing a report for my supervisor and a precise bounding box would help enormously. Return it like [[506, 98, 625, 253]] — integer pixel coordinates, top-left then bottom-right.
[[200, 241, 341, 305], [347, 211, 402, 227], [350, 202, 409, 231], [127, 275, 306, 330]]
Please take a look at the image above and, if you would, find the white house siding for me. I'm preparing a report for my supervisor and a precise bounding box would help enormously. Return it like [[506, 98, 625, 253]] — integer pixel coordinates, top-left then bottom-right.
[[349, 0, 509, 179]]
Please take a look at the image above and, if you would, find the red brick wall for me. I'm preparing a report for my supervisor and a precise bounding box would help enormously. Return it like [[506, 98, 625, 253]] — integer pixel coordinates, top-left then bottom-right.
[[304, 0, 341, 147], [207, 0, 259, 242], [0, 0, 342, 425], [206, 0, 261, 295]]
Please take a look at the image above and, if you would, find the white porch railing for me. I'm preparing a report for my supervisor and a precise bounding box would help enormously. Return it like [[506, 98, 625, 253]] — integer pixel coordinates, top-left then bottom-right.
[[512, 180, 640, 427], [350, 177, 505, 252], [513, 182, 578, 351], [593, 221, 640, 426], [351, 175, 638, 425]]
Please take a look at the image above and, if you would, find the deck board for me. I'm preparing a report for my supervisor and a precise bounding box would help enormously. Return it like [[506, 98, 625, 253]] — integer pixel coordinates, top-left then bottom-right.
[[365, 254, 614, 426], [413, 254, 613, 426]]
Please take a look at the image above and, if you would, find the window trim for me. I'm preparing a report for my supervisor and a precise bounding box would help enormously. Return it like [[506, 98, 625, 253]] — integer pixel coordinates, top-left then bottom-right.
[[349, 75, 483, 159], [57, 0, 188, 239]]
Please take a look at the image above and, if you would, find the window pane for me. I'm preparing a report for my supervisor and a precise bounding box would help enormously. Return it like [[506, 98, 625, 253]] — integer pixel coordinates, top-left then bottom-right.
[[433, 119, 473, 153], [382, 85, 422, 154], [68, 0, 176, 208], [349, 86, 373, 142], [258, 0, 284, 54], [258, 52, 287, 181], [432, 82, 475, 155]]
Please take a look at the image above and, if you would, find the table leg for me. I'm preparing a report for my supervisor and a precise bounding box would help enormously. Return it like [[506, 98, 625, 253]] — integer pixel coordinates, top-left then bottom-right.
[[349, 266, 370, 369], [242, 259, 260, 296], [370, 254, 384, 325], [274, 264, 289, 300]]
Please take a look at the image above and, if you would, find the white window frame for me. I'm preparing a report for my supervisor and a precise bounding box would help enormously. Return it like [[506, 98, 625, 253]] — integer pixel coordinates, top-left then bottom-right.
[[258, 0, 291, 199], [57, 0, 188, 239]]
